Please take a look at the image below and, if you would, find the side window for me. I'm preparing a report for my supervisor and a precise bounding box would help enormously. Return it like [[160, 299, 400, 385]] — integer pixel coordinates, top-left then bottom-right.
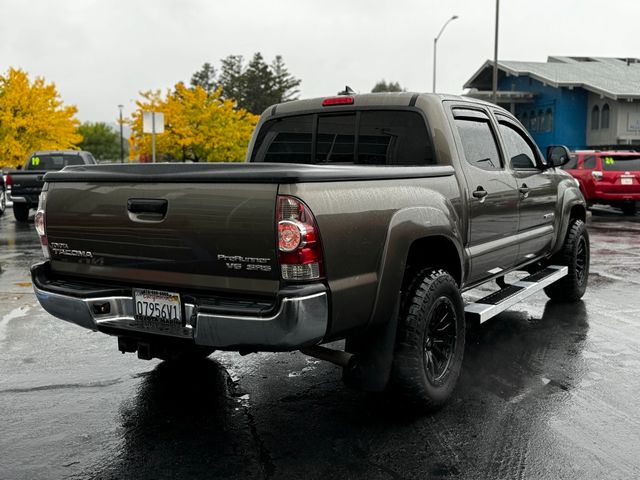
[[454, 112, 502, 171], [498, 123, 538, 169], [583, 155, 596, 169]]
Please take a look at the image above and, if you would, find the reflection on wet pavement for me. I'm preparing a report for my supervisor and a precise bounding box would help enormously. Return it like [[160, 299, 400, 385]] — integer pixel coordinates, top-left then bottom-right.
[[1, 211, 640, 479]]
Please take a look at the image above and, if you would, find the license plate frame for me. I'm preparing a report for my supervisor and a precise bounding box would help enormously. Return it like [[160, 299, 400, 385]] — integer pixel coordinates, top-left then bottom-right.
[[133, 288, 183, 327]]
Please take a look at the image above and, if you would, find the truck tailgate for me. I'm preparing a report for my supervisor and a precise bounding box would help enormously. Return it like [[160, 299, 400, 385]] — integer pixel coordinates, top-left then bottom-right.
[[45, 182, 280, 296]]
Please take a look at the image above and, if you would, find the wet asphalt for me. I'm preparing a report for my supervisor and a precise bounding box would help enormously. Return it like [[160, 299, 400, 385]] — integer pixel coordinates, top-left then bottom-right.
[[0, 208, 639, 480]]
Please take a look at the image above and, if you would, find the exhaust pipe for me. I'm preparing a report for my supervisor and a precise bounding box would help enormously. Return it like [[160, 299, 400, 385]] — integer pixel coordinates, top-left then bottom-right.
[[300, 345, 354, 368]]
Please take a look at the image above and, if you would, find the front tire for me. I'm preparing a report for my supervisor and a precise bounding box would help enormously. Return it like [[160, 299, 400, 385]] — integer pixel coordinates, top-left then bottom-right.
[[390, 268, 465, 411], [544, 219, 589, 301], [13, 203, 29, 222]]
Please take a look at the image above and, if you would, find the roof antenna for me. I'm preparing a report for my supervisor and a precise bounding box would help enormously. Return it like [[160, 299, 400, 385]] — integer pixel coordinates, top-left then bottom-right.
[[338, 85, 355, 95]]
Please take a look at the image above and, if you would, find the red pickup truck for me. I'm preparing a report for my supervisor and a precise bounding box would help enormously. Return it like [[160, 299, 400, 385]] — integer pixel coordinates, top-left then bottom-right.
[[562, 151, 640, 215]]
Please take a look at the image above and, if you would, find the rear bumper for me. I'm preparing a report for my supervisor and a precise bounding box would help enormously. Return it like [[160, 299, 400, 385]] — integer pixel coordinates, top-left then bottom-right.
[[593, 191, 640, 201], [31, 262, 328, 351]]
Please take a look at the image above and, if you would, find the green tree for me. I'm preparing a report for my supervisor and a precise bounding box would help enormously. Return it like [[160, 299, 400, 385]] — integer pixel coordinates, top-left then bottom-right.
[[242, 52, 278, 114], [212, 53, 301, 114], [371, 80, 405, 92], [0, 67, 81, 168], [217, 55, 245, 105], [271, 55, 301, 103], [190, 62, 217, 94], [77, 122, 122, 161]]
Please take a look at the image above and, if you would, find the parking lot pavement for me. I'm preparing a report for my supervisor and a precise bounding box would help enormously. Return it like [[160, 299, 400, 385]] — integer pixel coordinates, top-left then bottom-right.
[[1, 211, 639, 480]]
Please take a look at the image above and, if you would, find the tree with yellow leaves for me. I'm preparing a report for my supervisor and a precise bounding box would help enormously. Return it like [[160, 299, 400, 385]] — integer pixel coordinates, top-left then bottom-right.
[[129, 83, 258, 162], [0, 68, 82, 168]]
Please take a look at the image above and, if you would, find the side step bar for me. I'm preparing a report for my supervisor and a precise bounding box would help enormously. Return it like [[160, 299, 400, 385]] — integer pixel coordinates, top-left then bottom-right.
[[465, 266, 568, 324]]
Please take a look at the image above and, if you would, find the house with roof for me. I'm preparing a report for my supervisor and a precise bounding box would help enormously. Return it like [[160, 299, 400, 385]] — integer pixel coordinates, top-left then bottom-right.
[[463, 56, 640, 152]]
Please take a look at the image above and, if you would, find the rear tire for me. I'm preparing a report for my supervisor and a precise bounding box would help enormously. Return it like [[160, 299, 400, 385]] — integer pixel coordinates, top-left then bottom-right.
[[390, 268, 465, 411], [13, 203, 29, 222], [0, 188, 5, 216], [544, 219, 589, 302]]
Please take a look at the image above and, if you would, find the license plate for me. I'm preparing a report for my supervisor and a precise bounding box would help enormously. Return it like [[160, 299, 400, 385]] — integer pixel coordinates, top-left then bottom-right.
[[133, 289, 182, 326], [622, 177, 633, 185]]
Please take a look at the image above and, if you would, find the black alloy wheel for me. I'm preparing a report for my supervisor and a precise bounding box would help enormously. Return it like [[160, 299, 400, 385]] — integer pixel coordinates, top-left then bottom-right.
[[575, 235, 588, 287], [423, 298, 457, 383]]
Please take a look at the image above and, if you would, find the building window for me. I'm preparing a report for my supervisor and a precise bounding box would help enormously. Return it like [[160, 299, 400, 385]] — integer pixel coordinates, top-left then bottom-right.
[[591, 105, 600, 130], [530, 110, 537, 132], [601, 104, 610, 129], [545, 108, 553, 132], [538, 109, 544, 131]]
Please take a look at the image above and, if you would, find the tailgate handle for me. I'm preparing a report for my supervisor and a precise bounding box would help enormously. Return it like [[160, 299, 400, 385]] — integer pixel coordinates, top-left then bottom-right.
[[127, 198, 168, 215]]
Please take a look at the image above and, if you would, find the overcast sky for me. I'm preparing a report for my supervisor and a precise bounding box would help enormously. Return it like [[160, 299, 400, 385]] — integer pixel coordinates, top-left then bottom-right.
[[1, 0, 638, 123]]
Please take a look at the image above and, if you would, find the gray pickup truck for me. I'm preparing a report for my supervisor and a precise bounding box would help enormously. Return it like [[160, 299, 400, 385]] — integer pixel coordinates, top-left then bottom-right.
[[8, 150, 96, 222], [31, 93, 589, 410]]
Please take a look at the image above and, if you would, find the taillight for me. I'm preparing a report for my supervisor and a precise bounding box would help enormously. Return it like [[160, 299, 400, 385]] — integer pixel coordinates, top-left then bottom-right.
[[277, 195, 324, 281], [592, 170, 603, 181], [35, 191, 50, 260], [5, 174, 11, 187]]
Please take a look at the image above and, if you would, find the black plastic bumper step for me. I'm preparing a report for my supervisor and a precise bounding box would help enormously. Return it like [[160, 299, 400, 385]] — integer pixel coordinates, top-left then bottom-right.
[[465, 265, 568, 323]]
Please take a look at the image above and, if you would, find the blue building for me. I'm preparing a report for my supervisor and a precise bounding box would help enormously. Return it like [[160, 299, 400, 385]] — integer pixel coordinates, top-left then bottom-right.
[[464, 56, 640, 152]]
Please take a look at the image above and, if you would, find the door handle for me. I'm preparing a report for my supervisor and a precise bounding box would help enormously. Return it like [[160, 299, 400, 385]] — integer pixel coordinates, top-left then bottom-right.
[[127, 198, 168, 222], [127, 198, 168, 215], [472, 187, 488, 199], [519, 184, 530, 198]]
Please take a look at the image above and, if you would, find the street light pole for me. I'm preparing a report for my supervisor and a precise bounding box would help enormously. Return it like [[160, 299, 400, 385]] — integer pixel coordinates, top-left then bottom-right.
[[492, 0, 500, 104], [117, 104, 124, 163], [433, 15, 459, 93]]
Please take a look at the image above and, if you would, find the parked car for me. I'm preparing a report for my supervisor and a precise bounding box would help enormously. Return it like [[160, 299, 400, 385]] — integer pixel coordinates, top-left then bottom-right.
[[31, 93, 589, 410], [7, 150, 96, 222], [562, 150, 640, 215]]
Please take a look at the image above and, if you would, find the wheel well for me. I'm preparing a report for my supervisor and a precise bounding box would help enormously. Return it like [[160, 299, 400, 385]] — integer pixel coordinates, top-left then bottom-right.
[[403, 236, 462, 288], [570, 204, 586, 223]]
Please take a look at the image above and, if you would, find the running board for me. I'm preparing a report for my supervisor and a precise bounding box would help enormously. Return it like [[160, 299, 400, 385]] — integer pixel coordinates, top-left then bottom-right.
[[465, 266, 568, 324]]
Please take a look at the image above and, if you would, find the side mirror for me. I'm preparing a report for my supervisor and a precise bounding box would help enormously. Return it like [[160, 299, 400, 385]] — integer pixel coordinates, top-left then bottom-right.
[[546, 145, 571, 168]]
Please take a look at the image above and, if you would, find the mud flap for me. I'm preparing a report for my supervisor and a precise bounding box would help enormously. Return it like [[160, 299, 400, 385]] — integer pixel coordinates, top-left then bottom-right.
[[342, 302, 399, 392]]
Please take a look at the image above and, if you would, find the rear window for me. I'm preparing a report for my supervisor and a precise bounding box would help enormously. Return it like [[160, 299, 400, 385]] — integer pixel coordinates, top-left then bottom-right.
[[251, 110, 436, 166], [600, 155, 640, 171], [27, 154, 85, 170]]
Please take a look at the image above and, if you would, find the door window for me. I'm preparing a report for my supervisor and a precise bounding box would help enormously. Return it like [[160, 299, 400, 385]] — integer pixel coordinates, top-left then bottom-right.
[[498, 123, 538, 169], [583, 155, 596, 169], [453, 110, 502, 171]]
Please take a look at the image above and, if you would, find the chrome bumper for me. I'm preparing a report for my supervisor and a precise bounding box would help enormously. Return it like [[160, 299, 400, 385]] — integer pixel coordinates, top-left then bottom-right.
[[33, 282, 328, 350]]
